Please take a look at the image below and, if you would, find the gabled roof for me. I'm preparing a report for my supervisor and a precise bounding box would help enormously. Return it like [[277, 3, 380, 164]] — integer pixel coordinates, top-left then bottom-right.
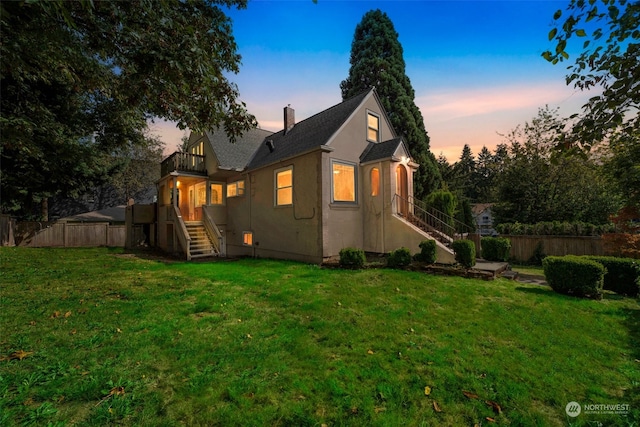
[[205, 127, 274, 171], [59, 205, 126, 223], [247, 89, 373, 170], [360, 137, 409, 163]]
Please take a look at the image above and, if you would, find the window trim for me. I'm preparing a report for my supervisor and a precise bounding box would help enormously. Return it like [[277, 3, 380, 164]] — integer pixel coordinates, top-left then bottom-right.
[[227, 180, 245, 198], [274, 166, 293, 206], [367, 110, 380, 142], [331, 159, 358, 204], [209, 182, 225, 205]]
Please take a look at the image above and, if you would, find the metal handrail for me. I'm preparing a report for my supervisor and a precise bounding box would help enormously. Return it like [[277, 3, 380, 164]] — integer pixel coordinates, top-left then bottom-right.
[[409, 195, 474, 236]]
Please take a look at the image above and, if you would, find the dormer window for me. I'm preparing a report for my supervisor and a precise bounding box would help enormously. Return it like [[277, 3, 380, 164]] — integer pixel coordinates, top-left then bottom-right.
[[367, 112, 380, 142]]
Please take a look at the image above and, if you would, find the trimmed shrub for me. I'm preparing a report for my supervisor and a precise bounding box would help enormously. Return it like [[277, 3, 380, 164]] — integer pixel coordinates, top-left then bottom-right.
[[543, 256, 605, 299], [414, 240, 437, 264], [481, 237, 511, 262], [388, 247, 412, 268], [339, 247, 366, 269], [452, 239, 476, 268], [584, 256, 640, 297]]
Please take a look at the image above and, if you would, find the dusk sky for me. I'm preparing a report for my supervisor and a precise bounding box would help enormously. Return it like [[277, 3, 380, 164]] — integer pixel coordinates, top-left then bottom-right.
[[153, 0, 594, 162]]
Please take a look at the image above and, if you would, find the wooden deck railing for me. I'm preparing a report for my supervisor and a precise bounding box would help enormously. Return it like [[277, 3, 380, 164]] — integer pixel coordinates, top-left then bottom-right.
[[161, 152, 207, 177]]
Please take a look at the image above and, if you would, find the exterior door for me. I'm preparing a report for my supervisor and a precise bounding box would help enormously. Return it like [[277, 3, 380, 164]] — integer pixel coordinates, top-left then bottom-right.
[[396, 164, 408, 216]]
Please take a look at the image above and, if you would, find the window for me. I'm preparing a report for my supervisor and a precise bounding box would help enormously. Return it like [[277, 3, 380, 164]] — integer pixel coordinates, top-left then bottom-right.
[[195, 182, 206, 207], [367, 112, 380, 142], [243, 231, 253, 246], [210, 183, 223, 205], [275, 167, 293, 206], [370, 168, 380, 196], [332, 161, 357, 203], [227, 180, 245, 198]]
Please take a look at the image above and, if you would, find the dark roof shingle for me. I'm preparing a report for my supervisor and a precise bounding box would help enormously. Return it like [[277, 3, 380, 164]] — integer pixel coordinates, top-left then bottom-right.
[[205, 127, 274, 171], [247, 89, 372, 170], [360, 137, 405, 163]]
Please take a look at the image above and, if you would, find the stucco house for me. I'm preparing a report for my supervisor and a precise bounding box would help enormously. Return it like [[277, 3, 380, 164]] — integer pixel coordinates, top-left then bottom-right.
[[153, 88, 455, 264]]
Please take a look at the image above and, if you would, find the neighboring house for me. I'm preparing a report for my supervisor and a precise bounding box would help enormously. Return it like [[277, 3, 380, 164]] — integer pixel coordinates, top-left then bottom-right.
[[472, 203, 496, 236], [151, 88, 456, 264]]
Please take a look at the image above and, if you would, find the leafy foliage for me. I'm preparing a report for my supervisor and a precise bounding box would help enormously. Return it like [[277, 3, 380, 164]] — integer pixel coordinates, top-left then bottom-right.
[[339, 247, 366, 269], [415, 240, 437, 264], [387, 247, 412, 268], [0, 0, 256, 219], [340, 9, 441, 198], [495, 221, 616, 236], [481, 237, 512, 262], [542, 0, 639, 149], [452, 239, 476, 268], [491, 107, 620, 225], [426, 190, 457, 228], [543, 255, 605, 299], [585, 256, 640, 297]]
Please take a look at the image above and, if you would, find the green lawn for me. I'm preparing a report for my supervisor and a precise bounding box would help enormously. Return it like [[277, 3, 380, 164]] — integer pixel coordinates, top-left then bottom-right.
[[1, 247, 638, 426]]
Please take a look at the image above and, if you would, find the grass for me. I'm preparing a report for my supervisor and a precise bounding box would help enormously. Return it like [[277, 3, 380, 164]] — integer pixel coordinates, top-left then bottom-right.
[[510, 264, 545, 277], [0, 247, 638, 426]]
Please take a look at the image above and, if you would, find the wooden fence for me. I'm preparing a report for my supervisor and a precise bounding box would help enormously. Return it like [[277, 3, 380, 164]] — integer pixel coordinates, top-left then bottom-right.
[[18, 222, 125, 247], [502, 235, 604, 262]]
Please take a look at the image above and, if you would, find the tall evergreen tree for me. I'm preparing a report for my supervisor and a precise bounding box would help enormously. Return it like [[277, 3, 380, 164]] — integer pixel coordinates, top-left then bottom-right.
[[340, 9, 441, 199]]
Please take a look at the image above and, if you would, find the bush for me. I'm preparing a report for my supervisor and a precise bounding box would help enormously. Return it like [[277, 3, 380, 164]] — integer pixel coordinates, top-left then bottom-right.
[[584, 256, 640, 297], [452, 239, 476, 268], [495, 221, 615, 236], [387, 247, 412, 268], [543, 256, 605, 299], [414, 240, 437, 264], [339, 247, 366, 269], [481, 237, 511, 262]]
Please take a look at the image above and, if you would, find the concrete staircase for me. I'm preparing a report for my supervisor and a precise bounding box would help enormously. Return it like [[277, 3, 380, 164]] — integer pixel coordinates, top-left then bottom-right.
[[184, 221, 218, 259]]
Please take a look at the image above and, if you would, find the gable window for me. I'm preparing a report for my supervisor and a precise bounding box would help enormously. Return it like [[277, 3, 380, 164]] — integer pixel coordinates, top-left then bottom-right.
[[370, 168, 380, 196], [210, 183, 224, 205], [367, 112, 380, 142], [332, 160, 357, 203], [227, 180, 245, 198], [275, 166, 293, 206]]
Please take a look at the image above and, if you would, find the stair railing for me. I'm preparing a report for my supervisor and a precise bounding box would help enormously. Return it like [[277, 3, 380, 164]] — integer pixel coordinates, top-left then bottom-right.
[[202, 207, 223, 256], [172, 205, 192, 260], [409, 195, 474, 237]]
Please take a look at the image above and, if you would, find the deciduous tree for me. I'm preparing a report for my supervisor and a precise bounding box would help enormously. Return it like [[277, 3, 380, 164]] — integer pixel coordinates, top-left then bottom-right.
[[1, 0, 256, 219], [543, 0, 639, 149]]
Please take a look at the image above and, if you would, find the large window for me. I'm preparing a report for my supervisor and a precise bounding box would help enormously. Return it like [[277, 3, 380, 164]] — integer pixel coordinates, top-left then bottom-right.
[[210, 183, 224, 205], [367, 112, 380, 142], [243, 231, 253, 246], [332, 161, 357, 203], [275, 167, 293, 206], [227, 180, 245, 198]]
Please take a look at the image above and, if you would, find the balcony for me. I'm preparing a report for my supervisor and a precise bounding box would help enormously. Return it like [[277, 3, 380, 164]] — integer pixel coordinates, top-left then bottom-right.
[[161, 152, 207, 177]]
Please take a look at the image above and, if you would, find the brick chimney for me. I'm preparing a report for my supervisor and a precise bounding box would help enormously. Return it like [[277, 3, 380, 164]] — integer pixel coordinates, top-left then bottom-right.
[[284, 105, 295, 133]]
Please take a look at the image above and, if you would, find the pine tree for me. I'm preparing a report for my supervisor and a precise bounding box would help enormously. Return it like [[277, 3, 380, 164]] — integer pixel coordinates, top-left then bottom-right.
[[340, 9, 441, 199]]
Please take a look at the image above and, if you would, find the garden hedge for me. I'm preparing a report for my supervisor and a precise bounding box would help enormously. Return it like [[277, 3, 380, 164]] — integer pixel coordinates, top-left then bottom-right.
[[543, 255, 605, 299], [481, 237, 511, 262], [584, 256, 640, 297]]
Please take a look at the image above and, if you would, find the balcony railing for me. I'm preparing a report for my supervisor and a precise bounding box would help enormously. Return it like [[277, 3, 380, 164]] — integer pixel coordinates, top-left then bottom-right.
[[161, 152, 207, 177]]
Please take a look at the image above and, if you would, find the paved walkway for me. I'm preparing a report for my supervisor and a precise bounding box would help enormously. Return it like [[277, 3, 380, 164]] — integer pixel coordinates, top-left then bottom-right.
[[473, 260, 548, 285]]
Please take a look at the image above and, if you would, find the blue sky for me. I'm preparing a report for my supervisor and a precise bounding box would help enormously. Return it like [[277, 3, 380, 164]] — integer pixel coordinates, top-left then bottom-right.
[[154, 0, 592, 161]]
